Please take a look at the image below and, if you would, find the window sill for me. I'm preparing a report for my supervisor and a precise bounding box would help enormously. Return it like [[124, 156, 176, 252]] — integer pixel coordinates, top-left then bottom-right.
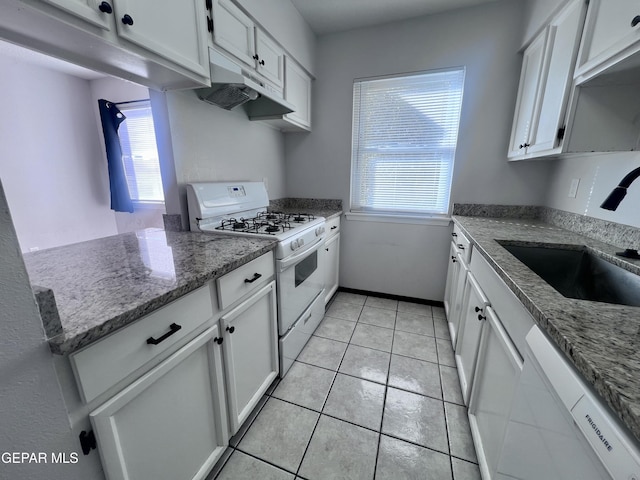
[[131, 202, 166, 212], [345, 212, 452, 226]]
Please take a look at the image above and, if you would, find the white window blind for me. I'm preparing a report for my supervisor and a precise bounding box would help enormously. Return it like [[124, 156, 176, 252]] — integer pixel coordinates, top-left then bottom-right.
[[118, 101, 164, 204], [350, 68, 465, 216]]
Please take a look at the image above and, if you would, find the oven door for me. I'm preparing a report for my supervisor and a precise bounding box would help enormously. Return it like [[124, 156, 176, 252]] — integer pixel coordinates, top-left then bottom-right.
[[277, 237, 325, 335]]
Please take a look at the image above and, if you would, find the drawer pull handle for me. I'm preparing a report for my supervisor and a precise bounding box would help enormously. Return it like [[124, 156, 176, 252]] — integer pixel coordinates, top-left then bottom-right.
[[478, 314, 486, 321], [331, 225, 338, 230], [457, 244, 465, 250], [146, 323, 182, 345], [214, 337, 223, 345], [452, 232, 457, 237], [474, 306, 482, 313], [226, 326, 235, 334], [244, 273, 262, 283], [632, 15, 640, 27]]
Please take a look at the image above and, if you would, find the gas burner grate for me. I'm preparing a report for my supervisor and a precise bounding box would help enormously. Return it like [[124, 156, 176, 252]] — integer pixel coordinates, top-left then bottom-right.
[[286, 213, 316, 223]]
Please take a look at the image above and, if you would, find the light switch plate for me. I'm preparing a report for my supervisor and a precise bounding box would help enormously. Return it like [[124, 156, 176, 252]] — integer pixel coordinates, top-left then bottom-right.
[[568, 178, 580, 198]]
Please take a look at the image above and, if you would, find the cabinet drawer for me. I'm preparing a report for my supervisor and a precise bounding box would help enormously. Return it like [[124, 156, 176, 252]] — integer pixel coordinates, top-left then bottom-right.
[[452, 224, 471, 263], [325, 216, 341, 239], [217, 251, 274, 309], [70, 285, 217, 404]]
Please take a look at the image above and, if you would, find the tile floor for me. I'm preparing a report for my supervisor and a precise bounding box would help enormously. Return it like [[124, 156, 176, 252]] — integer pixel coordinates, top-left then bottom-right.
[[214, 292, 481, 480]]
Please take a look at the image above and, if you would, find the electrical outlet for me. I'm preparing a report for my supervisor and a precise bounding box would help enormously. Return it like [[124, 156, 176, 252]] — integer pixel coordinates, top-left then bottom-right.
[[568, 178, 580, 198]]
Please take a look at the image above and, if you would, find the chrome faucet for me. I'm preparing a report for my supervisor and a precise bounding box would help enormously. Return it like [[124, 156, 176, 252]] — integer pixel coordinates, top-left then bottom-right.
[[600, 165, 640, 211], [600, 165, 640, 259]]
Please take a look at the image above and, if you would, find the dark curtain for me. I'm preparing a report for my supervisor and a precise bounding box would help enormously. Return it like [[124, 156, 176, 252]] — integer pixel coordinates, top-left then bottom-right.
[[98, 99, 133, 213]]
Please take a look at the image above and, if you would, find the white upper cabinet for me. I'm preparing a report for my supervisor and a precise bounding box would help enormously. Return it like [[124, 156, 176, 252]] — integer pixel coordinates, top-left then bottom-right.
[[2, 0, 210, 89], [40, 0, 209, 76], [211, 0, 256, 67], [283, 56, 312, 130], [211, 0, 283, 89], [508, 0, 587, 160], [508, 30, 548, 159], [575, 0, 640, 79], [113, 0, 209, 77], [255, 29, 284, 88], [40, 0, 111, 29]]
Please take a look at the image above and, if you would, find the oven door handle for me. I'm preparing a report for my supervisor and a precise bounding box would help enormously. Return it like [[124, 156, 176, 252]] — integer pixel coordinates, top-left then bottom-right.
[[278, 236, 325, 271]]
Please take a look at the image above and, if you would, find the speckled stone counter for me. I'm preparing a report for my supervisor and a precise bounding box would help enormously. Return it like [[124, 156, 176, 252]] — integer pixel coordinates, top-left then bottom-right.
[[269, 198, 342, 220], [23, 229, 277, 355], [453, 215, 640, 443]]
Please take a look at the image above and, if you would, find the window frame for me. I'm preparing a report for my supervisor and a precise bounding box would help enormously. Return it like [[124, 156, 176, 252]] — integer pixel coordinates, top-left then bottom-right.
[[349, 67, 465, 218]]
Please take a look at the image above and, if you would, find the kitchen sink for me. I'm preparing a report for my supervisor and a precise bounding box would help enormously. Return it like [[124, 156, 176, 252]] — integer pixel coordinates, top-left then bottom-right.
[[498, 242, 640, 307]]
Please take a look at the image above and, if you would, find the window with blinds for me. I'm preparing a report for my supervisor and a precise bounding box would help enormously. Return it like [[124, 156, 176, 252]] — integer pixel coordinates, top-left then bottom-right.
[[350, 68, 465, 216], [118, 101, 164, 204]]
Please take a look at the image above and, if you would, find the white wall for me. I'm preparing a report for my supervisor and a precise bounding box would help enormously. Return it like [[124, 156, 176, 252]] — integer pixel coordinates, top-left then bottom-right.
[[544, 152, 640, 229], [237, 0, 317, 75], [161, 89, 287, 225], [0, 180, 105, 480], [284, 0, 552, 300], [521, 0, 567, 46], [0, 54, 118, 252]]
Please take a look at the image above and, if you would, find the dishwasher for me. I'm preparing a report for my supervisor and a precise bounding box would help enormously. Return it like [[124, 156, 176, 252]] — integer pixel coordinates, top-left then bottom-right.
[[496, 326, 640, 480]]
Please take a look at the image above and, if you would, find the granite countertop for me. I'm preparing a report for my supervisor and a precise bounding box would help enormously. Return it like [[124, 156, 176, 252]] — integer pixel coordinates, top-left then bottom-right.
[[269, 198, 343, 220], [23, 228, 277, 355], [453, 215, 640, 443]]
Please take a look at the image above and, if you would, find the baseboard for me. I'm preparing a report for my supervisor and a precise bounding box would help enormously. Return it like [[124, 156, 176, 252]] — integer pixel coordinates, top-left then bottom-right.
[[336, 286, 444, 308]]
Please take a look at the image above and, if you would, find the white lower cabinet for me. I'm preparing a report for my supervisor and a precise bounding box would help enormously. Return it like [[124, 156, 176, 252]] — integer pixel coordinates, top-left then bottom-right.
[[444, 242, 460, 319], [450, 225, 538, 479], [468, 306, 523, 480], [323, 232, 340, 305], [454, 272, 489, 404], [220, 281, 278, 435], [90, 324, 229, 480]]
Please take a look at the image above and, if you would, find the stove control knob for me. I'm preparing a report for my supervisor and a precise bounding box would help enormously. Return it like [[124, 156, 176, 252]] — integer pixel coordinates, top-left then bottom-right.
[[290, 239, 298, 251], [299, 238, 305, 247], [315, 226, 325, 236]]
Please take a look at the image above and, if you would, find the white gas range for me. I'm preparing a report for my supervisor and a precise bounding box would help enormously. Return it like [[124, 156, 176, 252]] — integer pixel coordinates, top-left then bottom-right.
[[186, 181, 326, 375]]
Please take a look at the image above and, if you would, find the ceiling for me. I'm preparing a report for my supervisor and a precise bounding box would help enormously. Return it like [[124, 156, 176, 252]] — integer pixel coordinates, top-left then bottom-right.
[[290, 0, 503, 35]]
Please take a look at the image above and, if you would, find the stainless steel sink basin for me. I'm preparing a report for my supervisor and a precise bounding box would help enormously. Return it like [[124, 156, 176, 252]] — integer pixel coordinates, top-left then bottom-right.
[[498, 242, 640, 307]]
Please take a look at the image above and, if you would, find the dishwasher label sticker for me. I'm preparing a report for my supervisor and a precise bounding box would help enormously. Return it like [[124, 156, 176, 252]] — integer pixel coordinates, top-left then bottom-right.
[[572, 395, 640, 479]]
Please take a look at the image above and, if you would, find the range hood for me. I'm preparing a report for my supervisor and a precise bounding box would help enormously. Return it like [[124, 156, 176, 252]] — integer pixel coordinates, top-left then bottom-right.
[[196, 48, 294, 118]]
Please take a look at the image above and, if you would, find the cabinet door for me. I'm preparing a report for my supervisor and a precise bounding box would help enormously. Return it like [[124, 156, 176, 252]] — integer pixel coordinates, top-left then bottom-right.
[[113, 0, 209, 77], [284, 57, 312, 130], [577, 0, 640, 73], [212, 0, 256, 68], [507, 29, 549, 159], [444, 242, 459, 319], [255, 29, 284, 88], [323, 233, 340, 305], [40, 0, 112, 29], [90, 325, 228, 480], [468, 306, 523, 479], [450, 252, 469, 348], [527, 0, 586, 155], [221, 281, 278, 435], [454, 272, 489, 405]]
